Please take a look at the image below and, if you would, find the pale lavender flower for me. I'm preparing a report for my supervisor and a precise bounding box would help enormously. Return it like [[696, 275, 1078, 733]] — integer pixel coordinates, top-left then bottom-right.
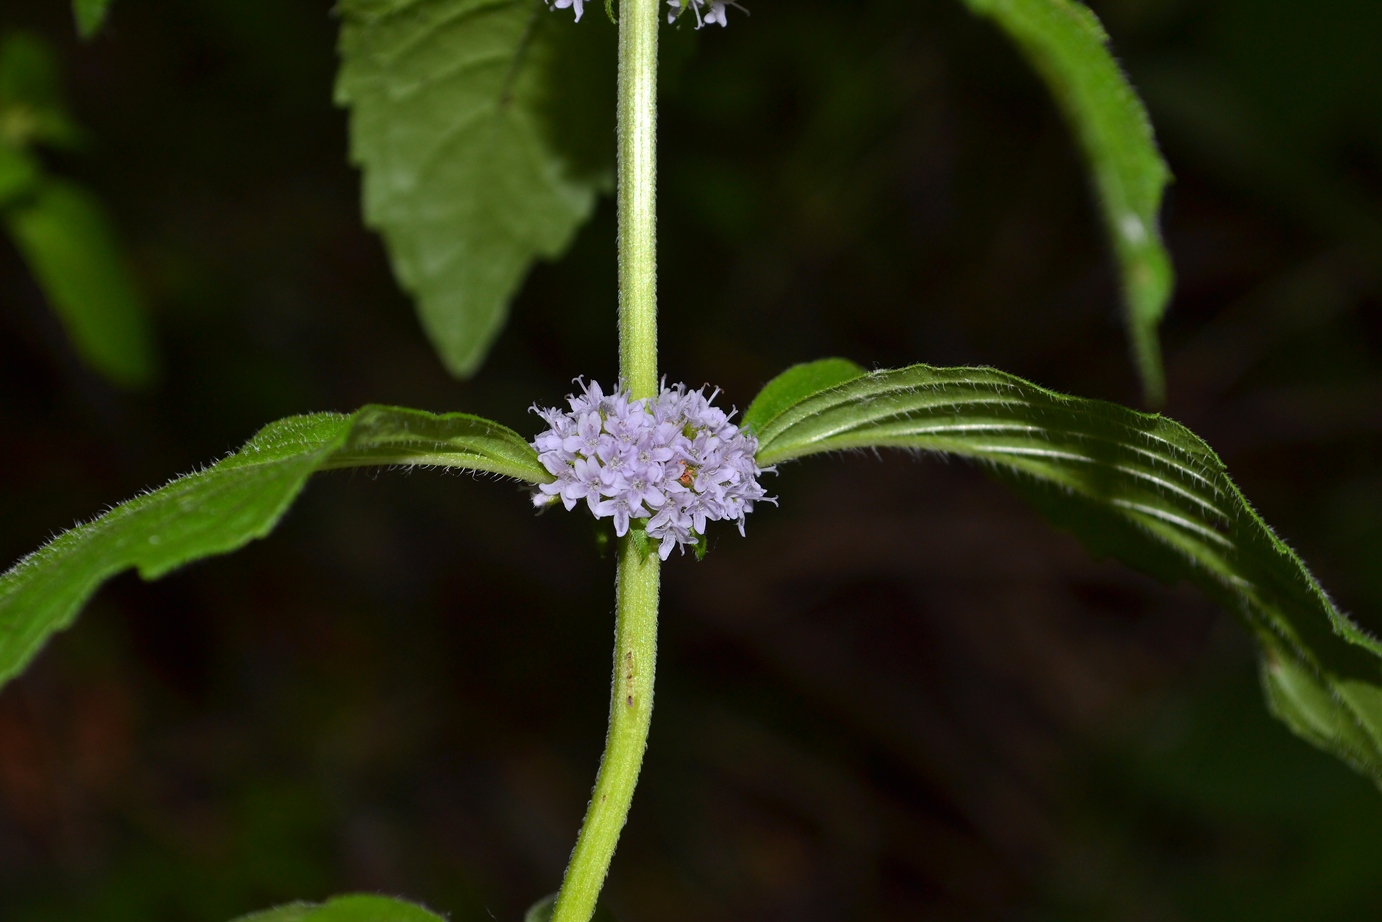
[[667, 0, 747, 28], [549, 0, 585, 21], [595, 494, 644, 537], [530, 379, 772, 559]]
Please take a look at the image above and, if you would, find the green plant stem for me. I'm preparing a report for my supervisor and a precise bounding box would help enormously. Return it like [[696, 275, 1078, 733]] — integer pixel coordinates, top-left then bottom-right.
[[550, 533, 660, 922], [615, 0, 658, 399], [551, 1, 662, 920]]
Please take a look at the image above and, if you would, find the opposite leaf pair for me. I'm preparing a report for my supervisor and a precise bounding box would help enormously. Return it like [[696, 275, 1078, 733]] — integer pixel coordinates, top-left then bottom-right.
[[5, 360, 1382, 785]]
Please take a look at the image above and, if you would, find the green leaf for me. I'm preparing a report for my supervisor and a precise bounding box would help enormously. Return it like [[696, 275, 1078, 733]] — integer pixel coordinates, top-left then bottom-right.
[[0, 144, 39, 206], [961, 0, 1174, 405], [752, 363, 1382, 783], [524, 895, 557, 922], [336, 0, 610, 378], [3, 179, 158, 388], [741, 357, 865, 436], [231, 895, 445, 922], [72, 0, 115, 40], [0, 406, 549, 689], [1260, 655, 1379, 763]]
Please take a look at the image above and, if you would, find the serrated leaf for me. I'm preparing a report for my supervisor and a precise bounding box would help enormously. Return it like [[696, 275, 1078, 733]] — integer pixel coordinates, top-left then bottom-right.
[[0, 406, 549, 689], [4, 179, 158, 387], [752, 362, 1382, 784], [962, 0, 1173, 404], [231, 895, 445, 922], [336, 0, 610, 378], [72, 0, 115, 40]]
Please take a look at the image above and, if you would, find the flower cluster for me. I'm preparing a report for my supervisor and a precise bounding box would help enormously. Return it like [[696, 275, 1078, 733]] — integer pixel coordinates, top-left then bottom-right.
[[668, 0, 748, 28], [544, 0, 747, 27], [532, 380, 772, 559]]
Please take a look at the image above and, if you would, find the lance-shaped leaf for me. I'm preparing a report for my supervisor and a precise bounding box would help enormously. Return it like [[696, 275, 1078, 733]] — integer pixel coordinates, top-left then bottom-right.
[[231, 895, 446, 922], [751, 360, 1382, 784], [0, 406, 549, 689], [336, 0, 609, 378], [962, 0, 1174, 405]]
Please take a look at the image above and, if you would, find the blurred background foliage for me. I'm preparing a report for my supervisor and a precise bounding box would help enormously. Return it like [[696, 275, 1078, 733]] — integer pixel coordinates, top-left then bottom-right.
[[0, 29, 158, 389], [1, 0, 1380, 919]]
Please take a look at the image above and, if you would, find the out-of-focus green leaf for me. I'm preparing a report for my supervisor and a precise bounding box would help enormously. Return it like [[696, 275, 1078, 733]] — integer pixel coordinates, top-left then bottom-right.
[[72, 0, 115, 40], [742, 357, 865, 436], [1, 33, 150, 387], [231, 895, 445, 922], [336, 0, 609, 378], [0, 33, 82, 148], [0, 145, 39, 205], [3, 179, 157, 388], [524, 894, 558, 922], [753, 361, 1382, 784], [961, 0, 1173, 405], [0, 406, 549, 690]]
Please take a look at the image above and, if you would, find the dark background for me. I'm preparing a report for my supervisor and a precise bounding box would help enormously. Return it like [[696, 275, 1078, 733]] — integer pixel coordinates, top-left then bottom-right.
[[2, 0, 1382, 918]]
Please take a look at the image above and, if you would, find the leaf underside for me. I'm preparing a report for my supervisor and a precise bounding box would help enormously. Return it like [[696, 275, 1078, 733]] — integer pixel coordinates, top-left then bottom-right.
[[230, 894, 445, 922], [962, 0, 1174, 405], [752, 360, 1382, 784], [336, 0, 608, 378], [0, 406, 548, 690]]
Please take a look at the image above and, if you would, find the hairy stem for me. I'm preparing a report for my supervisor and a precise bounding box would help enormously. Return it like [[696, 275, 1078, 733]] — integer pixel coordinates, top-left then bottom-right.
[[551, 1, 662, 920], [550, 533, 660, 922], [616, 0, 658, 399]]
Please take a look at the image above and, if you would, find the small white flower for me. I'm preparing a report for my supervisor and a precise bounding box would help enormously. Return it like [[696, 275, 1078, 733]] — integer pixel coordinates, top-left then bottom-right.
[[667, 0, 747, 29], [667, 0, 698, 26], [550, 0, 585, 22]]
